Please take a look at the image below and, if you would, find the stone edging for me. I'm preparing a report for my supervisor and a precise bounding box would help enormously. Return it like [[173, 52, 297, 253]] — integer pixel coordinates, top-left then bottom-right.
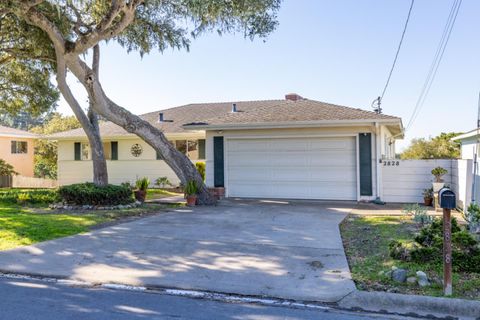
[[48, 201, 143, 211], [338, 290, 480, 319]]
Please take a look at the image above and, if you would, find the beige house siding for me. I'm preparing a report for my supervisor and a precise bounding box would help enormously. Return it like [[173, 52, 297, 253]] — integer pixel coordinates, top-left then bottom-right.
[[0, 136, 35, 177], [57, 136, 204, 186], [205, 125, 393, 201]]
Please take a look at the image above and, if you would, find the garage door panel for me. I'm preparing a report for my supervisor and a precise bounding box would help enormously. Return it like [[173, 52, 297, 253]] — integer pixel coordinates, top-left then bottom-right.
[[226, 137, 357, 200]]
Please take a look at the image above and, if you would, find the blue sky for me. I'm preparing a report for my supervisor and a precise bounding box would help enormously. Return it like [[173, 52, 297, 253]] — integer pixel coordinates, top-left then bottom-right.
[[59, 0, 479, 150]]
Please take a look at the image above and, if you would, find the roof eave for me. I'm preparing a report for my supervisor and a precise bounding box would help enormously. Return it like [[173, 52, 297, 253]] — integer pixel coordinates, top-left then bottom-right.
[[45, 130, 205, 141], [0, 133, 39, 139], [183, 118, 403, 132]]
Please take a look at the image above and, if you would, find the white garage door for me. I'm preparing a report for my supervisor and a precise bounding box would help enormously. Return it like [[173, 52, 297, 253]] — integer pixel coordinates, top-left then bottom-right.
[[226, 136, 357, 200]]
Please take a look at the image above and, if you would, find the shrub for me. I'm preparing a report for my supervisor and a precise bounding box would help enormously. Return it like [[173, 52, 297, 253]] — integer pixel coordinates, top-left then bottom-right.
[[154, 177, 172, 188], [0, 189, 59, 205], [431, 167, 448, 182], [402, 204, 433, 226], [135, 177, 150, 191], [184, 180, 198, 196], [195, 162, 206, 181], [58, 183, 133, 205], [0, 159, 18, 176], [465, 203, 480, 232], [389, 218, 480, 272]]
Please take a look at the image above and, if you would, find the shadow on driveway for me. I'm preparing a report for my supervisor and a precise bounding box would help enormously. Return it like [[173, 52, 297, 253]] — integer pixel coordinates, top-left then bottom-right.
[[0, 199, 356, 302]]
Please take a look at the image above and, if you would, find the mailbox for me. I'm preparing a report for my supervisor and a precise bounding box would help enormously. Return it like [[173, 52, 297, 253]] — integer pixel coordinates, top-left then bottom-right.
[[439, 188, 456, 209]]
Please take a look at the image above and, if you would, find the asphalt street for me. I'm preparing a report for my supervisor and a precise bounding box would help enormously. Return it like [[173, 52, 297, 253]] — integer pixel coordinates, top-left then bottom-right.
[[0, 277, 419, 320]]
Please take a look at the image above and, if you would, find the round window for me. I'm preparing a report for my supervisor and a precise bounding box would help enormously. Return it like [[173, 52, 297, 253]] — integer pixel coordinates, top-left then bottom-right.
[[130, 143, 143, 157]]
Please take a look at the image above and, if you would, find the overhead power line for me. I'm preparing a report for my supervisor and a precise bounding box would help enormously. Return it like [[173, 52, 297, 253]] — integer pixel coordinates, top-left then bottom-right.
[[405, 0, 462, 131], [372, 0, 415, 114], [380, 0, 415, 101]]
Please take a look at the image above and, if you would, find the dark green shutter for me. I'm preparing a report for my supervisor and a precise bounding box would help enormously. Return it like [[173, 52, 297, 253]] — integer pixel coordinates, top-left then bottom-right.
[[198, 139, 206, 160], [74, 142, 81, 160], [213, 137, 224, 187], [359, 133, 373, 196], [111, 141, 118, 160]]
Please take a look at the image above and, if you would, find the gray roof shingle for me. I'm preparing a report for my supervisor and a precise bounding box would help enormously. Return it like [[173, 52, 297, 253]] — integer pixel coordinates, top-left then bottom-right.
[[48, 98, 401, 139]]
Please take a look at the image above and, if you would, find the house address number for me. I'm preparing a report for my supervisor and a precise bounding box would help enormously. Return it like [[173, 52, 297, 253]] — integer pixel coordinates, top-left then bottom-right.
[[383, 160, 400, 167]]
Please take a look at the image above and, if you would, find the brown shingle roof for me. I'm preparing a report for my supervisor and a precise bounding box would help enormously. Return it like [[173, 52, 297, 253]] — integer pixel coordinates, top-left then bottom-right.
[[48, 98, 402, 139], [0, 125, 38, 138], [184, 99, 400, 128]]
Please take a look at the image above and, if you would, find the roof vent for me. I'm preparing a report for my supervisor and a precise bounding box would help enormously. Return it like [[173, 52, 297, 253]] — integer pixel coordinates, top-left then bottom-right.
[[285, 93, 303, 101], [231, 103, 237, 113]]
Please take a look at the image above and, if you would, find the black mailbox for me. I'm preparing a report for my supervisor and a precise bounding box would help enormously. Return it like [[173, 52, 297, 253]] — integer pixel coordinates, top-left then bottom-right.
[[439, 188, 456, 209]]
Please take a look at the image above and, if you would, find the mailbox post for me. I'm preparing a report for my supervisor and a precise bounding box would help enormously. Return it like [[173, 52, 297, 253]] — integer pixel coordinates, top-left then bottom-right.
[[438, 187, 456, 296]]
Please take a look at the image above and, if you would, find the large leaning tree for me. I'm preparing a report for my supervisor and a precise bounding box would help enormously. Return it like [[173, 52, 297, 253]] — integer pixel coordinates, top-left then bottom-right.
[[0, 7, 109, 185], [2, 0, 281, 204]]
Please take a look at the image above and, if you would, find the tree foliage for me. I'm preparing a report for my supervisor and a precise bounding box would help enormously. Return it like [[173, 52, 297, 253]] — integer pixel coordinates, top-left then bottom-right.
[[1, 0, 281, 203], [0, 11, 59, 118], [0, 159, 18, 176], [31, 113, 82, 179], [400, 132, 463, 160]]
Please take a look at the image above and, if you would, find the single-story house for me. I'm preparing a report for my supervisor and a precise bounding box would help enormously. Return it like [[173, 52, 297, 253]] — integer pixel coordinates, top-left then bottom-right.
[[0, 125, 37, 177], [453, 129, 480, 160], [49, 94, 403, 201]]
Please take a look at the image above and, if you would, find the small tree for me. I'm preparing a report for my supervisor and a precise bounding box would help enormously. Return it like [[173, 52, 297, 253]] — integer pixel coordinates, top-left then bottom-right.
[[31, 113, 82, 179], [0, 159, 18, 176], [401, 132, 462, 160]]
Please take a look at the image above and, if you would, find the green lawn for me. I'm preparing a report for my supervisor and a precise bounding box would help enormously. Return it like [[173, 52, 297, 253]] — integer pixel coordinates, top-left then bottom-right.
[[0, 202, 179, 251], [146, 188, 182, 200], [340, 215, 480, 300]]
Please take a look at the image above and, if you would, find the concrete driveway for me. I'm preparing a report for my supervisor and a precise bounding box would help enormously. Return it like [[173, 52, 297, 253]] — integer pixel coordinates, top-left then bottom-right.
[[0, 199, 356, 302]]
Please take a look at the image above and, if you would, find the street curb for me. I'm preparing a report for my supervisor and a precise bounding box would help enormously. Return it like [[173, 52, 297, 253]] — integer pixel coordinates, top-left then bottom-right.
[[338, 290, 480, 319]]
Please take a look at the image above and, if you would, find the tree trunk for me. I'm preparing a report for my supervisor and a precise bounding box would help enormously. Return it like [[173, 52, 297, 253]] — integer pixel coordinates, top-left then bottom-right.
[[87, 107, 109, 186], [55, 55, 109, 186], [65, 55, 215, 204]]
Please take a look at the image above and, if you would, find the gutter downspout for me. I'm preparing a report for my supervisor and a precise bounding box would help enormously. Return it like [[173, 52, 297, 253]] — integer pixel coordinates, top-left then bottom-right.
[[373, 122, 385, 204]]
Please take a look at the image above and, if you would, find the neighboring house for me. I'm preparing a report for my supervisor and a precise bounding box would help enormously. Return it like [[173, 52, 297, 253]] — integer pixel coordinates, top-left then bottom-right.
[[453, 129, 480, 160], [49, 94, 403, 201], [0, 125, 37, 177]]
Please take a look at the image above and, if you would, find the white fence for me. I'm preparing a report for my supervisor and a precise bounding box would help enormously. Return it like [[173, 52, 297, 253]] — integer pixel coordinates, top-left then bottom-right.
[[12, 176, 58, 189], [382, 159, 474, 211]]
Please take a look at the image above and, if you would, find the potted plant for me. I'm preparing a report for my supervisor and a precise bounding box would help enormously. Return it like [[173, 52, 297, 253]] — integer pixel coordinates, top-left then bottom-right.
[[134, 177, 150, 202], [422, 187, 433, 206], [431, 167, 448, 192], [184, 180, 198, 207]]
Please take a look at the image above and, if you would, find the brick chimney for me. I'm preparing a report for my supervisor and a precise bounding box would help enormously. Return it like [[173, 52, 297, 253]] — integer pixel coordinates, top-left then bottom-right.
[[285, 93, 303, 101]]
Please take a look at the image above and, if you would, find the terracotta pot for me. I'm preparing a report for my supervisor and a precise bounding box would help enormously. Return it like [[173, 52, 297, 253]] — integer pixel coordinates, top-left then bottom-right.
[[424, 197, 433, 207], [134, 190, 147, 202], [186, 195, 197, 207]]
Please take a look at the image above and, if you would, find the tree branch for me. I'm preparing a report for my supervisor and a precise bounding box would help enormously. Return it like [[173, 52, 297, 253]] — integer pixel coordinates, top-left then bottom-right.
[[74, 1, 144, 53], [21, 5, 66, 53]]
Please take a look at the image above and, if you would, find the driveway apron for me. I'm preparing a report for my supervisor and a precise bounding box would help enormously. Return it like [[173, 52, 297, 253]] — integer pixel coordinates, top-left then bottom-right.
[[0, 199, 356, 302]]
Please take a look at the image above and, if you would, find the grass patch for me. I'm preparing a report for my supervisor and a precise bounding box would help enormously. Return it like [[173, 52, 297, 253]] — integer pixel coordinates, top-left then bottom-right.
[[340, 215, 480, 300], [146, 189, 181, 200], [0, 202, 180, 251]]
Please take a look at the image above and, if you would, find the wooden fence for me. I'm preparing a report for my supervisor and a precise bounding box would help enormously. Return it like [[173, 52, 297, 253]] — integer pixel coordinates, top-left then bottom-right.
[[0, 176, 12, 188], [11, 176, 58, 188], [382, 159, 473, 211]]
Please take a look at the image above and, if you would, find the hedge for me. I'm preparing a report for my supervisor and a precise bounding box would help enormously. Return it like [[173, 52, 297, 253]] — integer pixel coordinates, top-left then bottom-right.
[[58, 183, 134, 205], [0, 189, 59, 205]]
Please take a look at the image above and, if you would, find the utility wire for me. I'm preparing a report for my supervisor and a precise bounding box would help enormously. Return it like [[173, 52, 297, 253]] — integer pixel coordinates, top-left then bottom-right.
[[380, 0, 415, 101], [406, 0, 462, 130]]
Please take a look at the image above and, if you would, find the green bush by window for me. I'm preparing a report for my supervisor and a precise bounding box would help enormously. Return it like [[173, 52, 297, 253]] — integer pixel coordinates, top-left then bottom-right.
[[195, 162, 206, 181], [0, 189, 59, 205], [58, 183, 133, 205]]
